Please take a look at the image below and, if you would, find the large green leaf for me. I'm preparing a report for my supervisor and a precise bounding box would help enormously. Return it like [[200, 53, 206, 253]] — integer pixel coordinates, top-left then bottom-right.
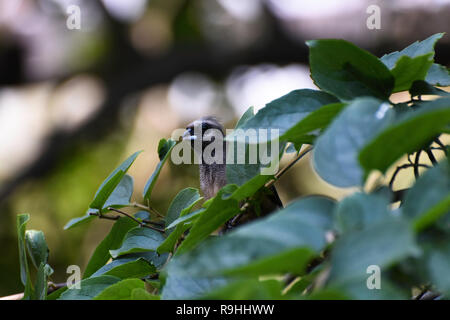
[[427, 243, 450, 297], [58, 276, 120, 300], [90, 151, 141, 210], [91, 257, 156, 280], [380, 33, 444, 92], [157, 210, 204, 254], [359, 98, 450, 175], [25, 230, 49, 269], [390, 54, 433, 92], [161, 274, 228, 300], [143, 139, 176, 201], [168, 197, 334, 277], [402, 159, 450, 232], [425, 63, 450, 86], [381, 33, 444, 69], [334, 192, 390, 234], [109, 227, 166, 258], [175, 175, 275, 255], [202, 279, 284, 300], [226, 107, 287, 186], [326, 278, 407, 300], [102, 174, 134, 209], [328, 218, 418, 286], [158, 188, 203, 254], [283, 102, 347, 146], [313, 98, 395, 187], [94, 278, 158, 300], [307, 39, 394, 101], [227, 89, 339, 142], [175, 186, 240, 254], [83, 217, 138, 278], [165, 188, 202, 231]]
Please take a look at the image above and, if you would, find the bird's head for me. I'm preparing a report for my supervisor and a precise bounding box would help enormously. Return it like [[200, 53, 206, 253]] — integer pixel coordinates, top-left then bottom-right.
[[183, 116, 225, 151]]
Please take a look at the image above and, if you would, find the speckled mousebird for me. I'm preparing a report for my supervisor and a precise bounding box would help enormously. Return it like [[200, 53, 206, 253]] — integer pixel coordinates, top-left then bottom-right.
[[182, 116, 282, 226]]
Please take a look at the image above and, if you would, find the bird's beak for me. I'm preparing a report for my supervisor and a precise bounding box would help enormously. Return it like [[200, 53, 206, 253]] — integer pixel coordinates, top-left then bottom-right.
[[183, 130, 197, 141]]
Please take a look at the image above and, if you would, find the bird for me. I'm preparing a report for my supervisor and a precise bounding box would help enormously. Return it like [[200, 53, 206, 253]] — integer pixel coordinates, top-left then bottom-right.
[[183, 116, 283, 229]]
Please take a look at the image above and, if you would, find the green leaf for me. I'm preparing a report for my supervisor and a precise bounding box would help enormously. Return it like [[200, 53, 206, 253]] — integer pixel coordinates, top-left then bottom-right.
[[83, 217, 138, 278], [175, 175, 276, 255], [17, 213, 33, 299], [91, 257, 156, 279], [359, 98, 450, 175], [65, 176, 134, 230], [427, 243, 450, 297], [58, 275, 120, 300], [95, 251, 168, 275], [390, 54, 433, 92], [165, 208, 205, 230], [307, 39, 394, 101], [161, 274, 228, 300], [131, 288, 160, 300], [168, 197, 334, 277], [109, 227, 166, 258], [326, 278, 407, 300], [94, 278, 147, 300], [157, 211, 201, 254], [34, 263, 54, 300], [235, 106, 255, 128], [425, 63, 450, 86], [381, 33, 444, 69], [226, 107, 287, 186], [175, 186, 240, 254], [283, 102, 347, 145], [228, 89, 339, 143], [25, 230, 49, 269], [328, 218, 418, 286], [334, 192, 391, 234], [90, 151, 141, 210], [143, 139, 176, 201], [381, 33, 445, 92], [314, 98, 395, 187], [202, 279, 284, 300], [409, 80, 450, 97], [158, 188, 204, 254], [63, 209, 97, 230], [102, 174, 134, 209], [165, 188, 202, 231], [402, 159, 450, 232]]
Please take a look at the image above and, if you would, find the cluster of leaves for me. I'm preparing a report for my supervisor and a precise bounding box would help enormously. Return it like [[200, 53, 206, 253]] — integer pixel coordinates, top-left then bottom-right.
[[15, 33, 450, 300]]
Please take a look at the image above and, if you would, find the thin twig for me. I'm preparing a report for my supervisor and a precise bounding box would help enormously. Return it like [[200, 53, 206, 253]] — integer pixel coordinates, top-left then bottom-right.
[[131, 202, 164, 218], [265, 145, 313, 189], [142, 219, 164, 227], [107, 207, 164, 232], [434, 138, 447, 155], [425, 148, 437, 165], [89, 212, 120, 220], [414, 151, 422, 179], [389, 163, 429, 189]]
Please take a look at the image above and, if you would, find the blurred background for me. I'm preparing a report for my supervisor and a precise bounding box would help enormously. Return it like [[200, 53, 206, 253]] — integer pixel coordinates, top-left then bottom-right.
[[0, 0, 449, 295]]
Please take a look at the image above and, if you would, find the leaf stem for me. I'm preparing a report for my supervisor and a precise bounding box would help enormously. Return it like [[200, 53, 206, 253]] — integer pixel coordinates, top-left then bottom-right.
[[107, 207, 164, 232], [130, 202, 164, 218], [265, 145, 313, 189]]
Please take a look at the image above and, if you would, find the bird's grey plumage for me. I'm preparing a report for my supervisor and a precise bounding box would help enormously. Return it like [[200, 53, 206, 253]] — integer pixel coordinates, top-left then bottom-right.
[[184, 116, 282, 224]]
